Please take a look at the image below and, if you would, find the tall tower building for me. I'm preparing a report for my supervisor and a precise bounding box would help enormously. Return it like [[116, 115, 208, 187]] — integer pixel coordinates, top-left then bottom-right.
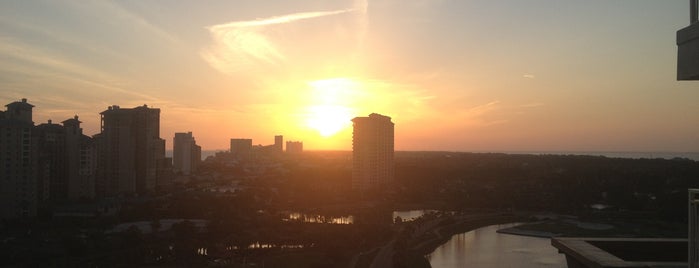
[[274, 135, 283, 153], [34, 116, 95, 201], [0, 99, 37, 218], [173, 132, 201, 175], [62, 116, 95, 200], [352, 113, 395, 192], [34, 120, 67, 201], [230, 138, 253, 158], [96, 105, 165, 196], [286, 141, 303, 154]]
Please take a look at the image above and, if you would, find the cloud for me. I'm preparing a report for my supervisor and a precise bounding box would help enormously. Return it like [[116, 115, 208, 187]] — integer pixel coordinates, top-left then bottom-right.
[[354, 0, 369, 51], [466, 100, 501, 116], [466, 101, 508, 126], [201, 9, 357, 74], [0, 39, 158, 102], [523, 74, 535, 79], [519, 102, 544, 108], [210, 10, 354, 29], [64, 0, 181, 46], [0, 16, 130, 63]]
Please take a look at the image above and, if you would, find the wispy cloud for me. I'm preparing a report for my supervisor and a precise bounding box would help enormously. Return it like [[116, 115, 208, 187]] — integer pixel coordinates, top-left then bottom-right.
[[0, 39, 158, 101], [466, 101, 501, 116], [0, 39, 102, 78], [211, 10, 354, 29], [519, 102, 544, 108], [354, 0, 369, 53], [523, 74, 535, 79], [0, 16, 132, 64], [64, 0, 181, 46], [464, 101, 508, 126], [201, 9, 357, 74]]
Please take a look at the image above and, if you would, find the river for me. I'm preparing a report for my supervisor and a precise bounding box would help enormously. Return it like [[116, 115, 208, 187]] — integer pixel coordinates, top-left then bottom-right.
[[428, 223, 566, 268]]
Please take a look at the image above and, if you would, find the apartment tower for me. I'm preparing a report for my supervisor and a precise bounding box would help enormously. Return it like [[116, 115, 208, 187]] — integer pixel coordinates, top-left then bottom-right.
[[173, 132, 201, 175], [96, 105, 165, 196], [0, 99, 37, 218], [274, 135, 283, 153], [286, 141, 303, 154], [351, 113, 395, 192]]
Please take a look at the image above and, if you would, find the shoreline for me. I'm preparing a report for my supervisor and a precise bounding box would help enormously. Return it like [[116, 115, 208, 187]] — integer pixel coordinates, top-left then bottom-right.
[[495, 227, 557, 238], [405, 213, 525, 268]]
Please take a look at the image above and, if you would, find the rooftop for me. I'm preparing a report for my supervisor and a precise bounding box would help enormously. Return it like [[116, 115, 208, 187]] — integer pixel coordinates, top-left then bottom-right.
[[552, 237, 686, 268]]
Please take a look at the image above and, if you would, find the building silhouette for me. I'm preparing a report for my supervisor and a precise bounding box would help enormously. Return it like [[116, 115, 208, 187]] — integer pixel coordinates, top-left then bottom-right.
[[275, 135, 283, 153], [230, 138, 253, 158], [286, 141, 303, 154], [351, 113, 395, 192], [34, 116, 96, 201], [677, 0, 699, 80], [228, 135, 286, 160], [34, 120, 68, 201], [0, 99, 37, 218], [95, 105, 166, 197], [62, 116, 96, 200], [173, 132, 201, 175]]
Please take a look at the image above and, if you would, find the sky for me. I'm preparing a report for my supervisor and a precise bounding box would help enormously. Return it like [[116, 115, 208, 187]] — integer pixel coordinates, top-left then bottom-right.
[[1, 0, 698, 152]]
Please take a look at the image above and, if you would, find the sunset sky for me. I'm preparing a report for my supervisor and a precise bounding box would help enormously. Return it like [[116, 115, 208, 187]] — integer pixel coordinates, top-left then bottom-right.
[[1, 0, 697, 152]]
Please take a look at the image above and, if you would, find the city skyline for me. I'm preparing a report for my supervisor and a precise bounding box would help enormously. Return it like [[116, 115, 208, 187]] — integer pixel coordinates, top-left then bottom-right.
[[1, 1, 698, 152]]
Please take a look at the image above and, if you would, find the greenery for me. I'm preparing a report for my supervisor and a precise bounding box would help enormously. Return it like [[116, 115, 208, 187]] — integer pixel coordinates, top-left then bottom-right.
[[1, 151, 697, 266]]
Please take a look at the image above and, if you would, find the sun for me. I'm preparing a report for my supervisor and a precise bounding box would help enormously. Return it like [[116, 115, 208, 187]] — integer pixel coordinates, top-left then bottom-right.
[[304, 78, 358, 137], [306, 105, 353, 137]]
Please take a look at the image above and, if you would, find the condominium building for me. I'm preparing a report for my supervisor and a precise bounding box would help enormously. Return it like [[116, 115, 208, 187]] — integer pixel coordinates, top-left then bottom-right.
[[62, 116, 95, 200], [230, 138, 253, 157], [274, 135, 283, 153], [173, 132, 201, 175], [286, 141, 303, 154], [34, 120, 67, 201], [34, 116, 95, 201], [96, 105, 165, 196], [0, 99, 37, 218], [351, 113, 395, 192]]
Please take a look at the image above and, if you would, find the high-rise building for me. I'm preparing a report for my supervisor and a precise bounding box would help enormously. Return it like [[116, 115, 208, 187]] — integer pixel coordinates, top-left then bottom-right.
[[286, 141, 303, 154], [62, 116, 95, 200], [34, 116, 95, 201], [96, 105, 165, 197], [0, 99, 37, 218], [274, 135, 283, 153], [34, 120, 67, 201], [173, 132, 201, 175], [351, 113, 395, 192], [230, 138, 253, 157]]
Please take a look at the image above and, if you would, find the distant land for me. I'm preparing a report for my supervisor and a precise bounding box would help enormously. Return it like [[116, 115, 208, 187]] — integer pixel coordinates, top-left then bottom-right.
[[165, 150, 699, 161], [473, 151, 699, 161]]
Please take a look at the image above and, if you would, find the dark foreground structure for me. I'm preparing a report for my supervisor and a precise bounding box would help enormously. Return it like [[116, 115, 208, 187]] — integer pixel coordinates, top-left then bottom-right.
[[552, 237, 687, 268], [677, 0, 699, 80]]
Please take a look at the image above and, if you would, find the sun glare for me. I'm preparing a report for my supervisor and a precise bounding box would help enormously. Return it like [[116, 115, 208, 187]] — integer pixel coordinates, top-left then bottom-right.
[[304, 78, 358, 137], [306, 105, 353, 137]]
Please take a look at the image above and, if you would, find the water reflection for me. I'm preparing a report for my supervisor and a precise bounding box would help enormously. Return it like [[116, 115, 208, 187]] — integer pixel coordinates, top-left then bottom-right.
[[392, 210, 439, 222], [284, 212, 353, 224], [279, 210, 435, 225], [196, 242, 308, 255], [428, 223, 566, 268]]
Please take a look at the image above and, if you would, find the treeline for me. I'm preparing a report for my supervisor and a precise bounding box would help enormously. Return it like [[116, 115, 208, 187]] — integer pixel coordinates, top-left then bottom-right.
[[395, 152, 699, 221]]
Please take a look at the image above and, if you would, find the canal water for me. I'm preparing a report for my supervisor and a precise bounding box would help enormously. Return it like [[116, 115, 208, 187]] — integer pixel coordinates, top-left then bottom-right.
[[428, 223, 566, 268]]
